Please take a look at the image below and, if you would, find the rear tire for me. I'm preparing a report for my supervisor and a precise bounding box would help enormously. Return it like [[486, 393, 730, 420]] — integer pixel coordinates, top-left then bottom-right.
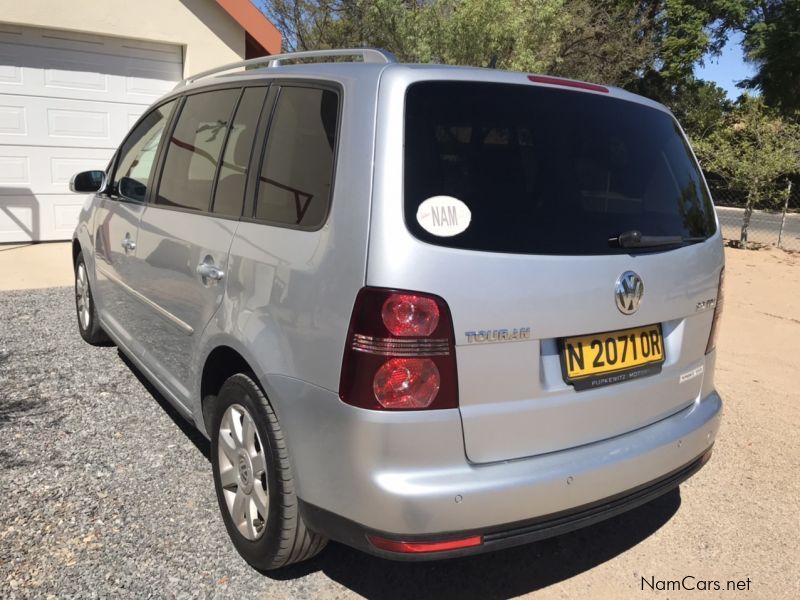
[[210, 373, 327, 570], [74, 251, 110, 346]]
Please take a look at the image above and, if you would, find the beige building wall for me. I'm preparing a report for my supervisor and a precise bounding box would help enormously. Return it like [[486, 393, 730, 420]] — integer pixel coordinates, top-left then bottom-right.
[[0, 0, 246, 77]]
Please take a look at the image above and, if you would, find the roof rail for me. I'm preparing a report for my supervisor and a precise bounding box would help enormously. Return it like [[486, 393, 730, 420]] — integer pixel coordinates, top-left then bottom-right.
[[176, 48, 397, 88]]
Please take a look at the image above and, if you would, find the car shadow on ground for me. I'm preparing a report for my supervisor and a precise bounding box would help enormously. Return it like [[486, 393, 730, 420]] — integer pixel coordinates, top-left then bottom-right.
[[118, 351, 210, 460], [119, 350, 681, 599]]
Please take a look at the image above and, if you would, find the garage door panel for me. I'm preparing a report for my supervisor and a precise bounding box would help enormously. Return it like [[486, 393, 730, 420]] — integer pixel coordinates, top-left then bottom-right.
[[0, 154, 30, 185], [0, 146, 109, 195], [0, 94, 146, 148], [0, 64, 22, 85], [0, 192, 36, 242], [48, 106, 110, 140], [125, 70, 178, 99], [0, 104, 27, 135], [44, 63, 109, 93]]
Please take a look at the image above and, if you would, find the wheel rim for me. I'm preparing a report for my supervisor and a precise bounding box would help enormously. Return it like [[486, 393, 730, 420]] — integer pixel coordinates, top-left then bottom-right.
[[217, 403, 269, 540], [75, 263, 91, 331]]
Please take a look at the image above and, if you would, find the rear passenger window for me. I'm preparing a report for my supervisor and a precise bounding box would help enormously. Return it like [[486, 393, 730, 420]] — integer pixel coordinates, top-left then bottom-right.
[[212, 87, 268, 217], [255, 87, 338, 228], [156, 89, 239, 211]]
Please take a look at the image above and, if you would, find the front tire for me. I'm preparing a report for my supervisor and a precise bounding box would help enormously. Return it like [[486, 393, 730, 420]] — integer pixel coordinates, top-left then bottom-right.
[[74, 251, 110, 345], [210, 373, 327, 570]]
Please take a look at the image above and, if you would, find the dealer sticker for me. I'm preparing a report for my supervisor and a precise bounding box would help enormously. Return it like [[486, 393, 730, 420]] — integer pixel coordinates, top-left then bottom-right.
[[680, 365, 704, 383]]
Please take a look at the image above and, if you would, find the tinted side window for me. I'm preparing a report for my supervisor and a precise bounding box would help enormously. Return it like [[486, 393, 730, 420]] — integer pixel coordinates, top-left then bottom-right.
[[255, 87, 338, 228], [113, 100, 176, 202], [156, 89, 239, 211], [212, 87, 268, 217]]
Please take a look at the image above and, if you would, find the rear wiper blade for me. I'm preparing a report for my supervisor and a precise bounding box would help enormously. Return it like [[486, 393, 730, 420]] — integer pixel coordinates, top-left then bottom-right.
[[609, 230, 707, 248]]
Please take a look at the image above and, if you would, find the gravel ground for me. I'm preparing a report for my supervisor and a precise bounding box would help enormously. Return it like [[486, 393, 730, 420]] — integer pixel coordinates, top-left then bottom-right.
[[1, 247, 798, 599]]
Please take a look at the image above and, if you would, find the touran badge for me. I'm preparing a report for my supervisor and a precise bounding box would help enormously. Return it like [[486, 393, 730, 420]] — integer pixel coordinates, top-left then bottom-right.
[[615, 271, 644, 314]]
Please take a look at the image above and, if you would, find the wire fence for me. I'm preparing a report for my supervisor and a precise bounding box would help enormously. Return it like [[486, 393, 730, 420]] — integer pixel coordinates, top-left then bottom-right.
[[710, 183, 800, 251]]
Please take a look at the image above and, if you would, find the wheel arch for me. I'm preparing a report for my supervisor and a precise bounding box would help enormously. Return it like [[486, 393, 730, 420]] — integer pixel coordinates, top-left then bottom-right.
[[72, 238, 82, 269], [200, 344, 258, 435]]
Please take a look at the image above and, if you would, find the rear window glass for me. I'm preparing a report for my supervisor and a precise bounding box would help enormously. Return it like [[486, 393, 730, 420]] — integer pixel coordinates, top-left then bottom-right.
[[404, 82, 716, 255]]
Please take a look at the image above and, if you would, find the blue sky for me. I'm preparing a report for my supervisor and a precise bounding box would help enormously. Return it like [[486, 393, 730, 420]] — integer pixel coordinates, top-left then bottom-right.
[[694, 30, 756, 99]]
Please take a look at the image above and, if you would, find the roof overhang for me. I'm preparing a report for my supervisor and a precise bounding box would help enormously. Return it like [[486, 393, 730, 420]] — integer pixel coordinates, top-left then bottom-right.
[[215, 0, 281, 56]]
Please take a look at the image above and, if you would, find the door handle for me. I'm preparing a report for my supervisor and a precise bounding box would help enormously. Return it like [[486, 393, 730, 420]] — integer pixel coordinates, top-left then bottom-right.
[[196, 259, 225, 283], [121, 236, 136, 252]]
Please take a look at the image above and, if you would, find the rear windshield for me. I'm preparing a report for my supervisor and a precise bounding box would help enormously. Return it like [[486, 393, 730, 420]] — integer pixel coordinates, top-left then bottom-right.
[[404, 82, 716, 255]]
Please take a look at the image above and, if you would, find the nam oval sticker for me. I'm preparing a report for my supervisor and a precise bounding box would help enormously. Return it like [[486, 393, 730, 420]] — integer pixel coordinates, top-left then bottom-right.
[[416, 196, 471, 237]]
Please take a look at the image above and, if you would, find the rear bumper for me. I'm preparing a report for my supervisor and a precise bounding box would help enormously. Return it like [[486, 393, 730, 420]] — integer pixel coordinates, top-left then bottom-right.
[[266, 375, 721, 548], [300, 447, 713, 560]]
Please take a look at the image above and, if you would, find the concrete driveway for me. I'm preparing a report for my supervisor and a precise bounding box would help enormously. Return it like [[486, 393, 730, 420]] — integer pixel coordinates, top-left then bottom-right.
[[0, 242, 73, 291]]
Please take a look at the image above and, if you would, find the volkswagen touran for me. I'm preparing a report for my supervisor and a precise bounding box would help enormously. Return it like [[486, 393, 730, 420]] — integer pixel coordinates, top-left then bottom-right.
[[70, 48, 724, 569]]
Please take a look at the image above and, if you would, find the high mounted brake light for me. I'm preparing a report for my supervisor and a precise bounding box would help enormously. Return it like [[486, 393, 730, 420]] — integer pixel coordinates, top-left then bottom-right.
[[339, 288, 458, 410], [527, 75, 609, 93]]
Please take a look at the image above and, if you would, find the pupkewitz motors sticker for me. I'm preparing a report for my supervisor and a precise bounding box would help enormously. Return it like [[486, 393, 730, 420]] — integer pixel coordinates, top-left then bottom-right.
[[416, 196, 471, 237]]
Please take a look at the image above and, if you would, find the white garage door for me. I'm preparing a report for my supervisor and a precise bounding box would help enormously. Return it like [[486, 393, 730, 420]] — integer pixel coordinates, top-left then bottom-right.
[[0, 24, 183, 242]]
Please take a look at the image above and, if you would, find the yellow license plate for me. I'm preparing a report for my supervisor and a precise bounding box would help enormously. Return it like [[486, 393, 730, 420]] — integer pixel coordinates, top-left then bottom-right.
[[560, 324, 665, 390]]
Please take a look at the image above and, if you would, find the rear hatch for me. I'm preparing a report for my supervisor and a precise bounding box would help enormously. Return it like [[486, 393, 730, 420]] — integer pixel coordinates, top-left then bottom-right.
[[386, 78, 724, 464]]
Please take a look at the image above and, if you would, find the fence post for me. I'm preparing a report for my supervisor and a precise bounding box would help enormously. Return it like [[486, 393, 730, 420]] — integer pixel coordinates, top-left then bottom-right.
[[778, 181, 792, 249]]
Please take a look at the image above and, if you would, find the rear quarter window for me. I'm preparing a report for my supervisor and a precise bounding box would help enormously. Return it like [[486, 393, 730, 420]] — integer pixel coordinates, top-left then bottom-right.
[[404, 81, 716, 255], [254, 86, 339, 229]]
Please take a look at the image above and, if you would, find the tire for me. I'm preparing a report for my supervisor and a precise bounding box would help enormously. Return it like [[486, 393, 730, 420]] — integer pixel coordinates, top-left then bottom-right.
[[74, 251, 111, 346], [210, 373, 327, 570]]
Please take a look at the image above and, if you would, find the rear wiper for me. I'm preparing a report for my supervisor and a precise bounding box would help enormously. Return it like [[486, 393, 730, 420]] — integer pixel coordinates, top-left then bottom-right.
[[609, 230, 707, 249]]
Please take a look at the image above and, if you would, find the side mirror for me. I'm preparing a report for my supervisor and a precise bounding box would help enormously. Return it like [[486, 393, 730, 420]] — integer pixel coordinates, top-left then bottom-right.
[[118, 176, 147, 202], [69, 170, 105, 193]]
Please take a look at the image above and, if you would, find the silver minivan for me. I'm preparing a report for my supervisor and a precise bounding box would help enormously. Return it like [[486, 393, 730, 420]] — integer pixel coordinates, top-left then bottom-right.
[[70, 49, 724, 569]]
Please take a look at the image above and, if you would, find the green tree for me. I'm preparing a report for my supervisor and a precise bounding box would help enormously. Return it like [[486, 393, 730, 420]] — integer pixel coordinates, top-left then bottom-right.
[[629, 72, 732, 139], [547, 1, 657, 84], [260, 1, 756, 87], [674, 80, 731, 138], [259, 1, 657, 84], [693, 97, 800, 247], [741, 0, 800, 118], [624, 0, 751, 136], [654, 0, 752, 82]]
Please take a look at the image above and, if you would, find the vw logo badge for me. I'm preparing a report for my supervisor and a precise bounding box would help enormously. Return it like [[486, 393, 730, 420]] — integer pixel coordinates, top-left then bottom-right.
[[615, 271, 644, 314]]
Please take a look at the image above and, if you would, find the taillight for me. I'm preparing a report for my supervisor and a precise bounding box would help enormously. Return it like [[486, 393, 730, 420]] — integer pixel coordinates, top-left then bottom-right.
[[339, 288, 458, 410], [706, 268, 725, 354], [381, 294, 439, 336]]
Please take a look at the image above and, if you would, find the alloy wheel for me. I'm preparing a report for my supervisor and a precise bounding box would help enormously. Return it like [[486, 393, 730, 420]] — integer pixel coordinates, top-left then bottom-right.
[[75, 263, 91, 331], [217, 404, 269, 540]]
